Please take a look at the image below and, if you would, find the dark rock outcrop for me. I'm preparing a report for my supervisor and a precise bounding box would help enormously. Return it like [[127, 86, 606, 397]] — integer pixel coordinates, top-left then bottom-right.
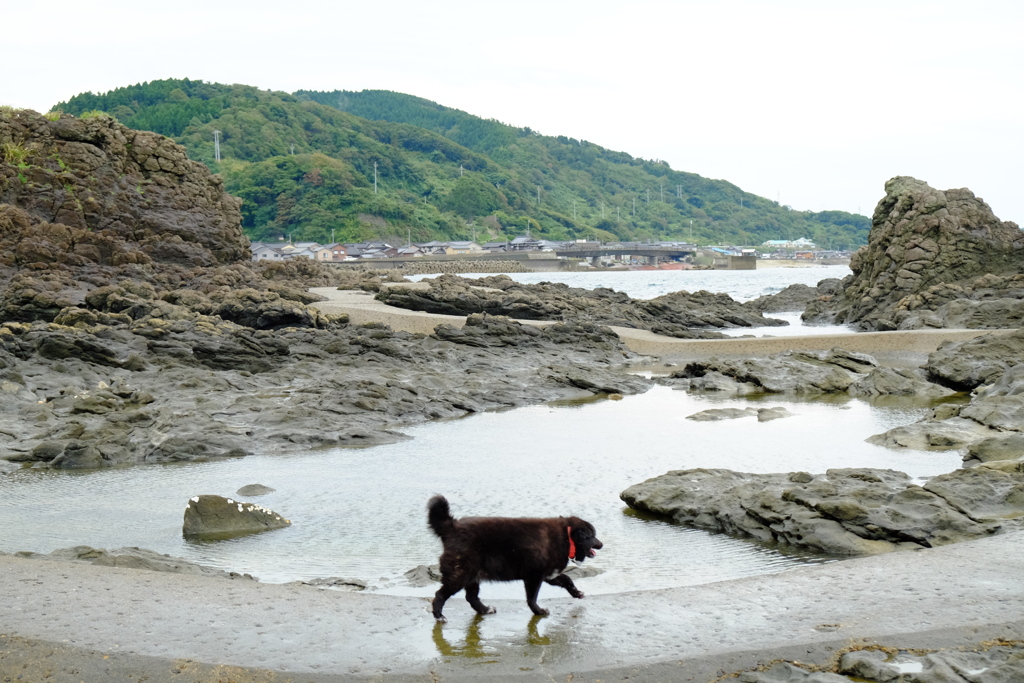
[[1, 110, 247, 266], [804, 177, 1024, 330], [748, 279, 842, 313], [182, 495, 291, 537], [620, 467, 1023, 556], [672, 347, 953, 398], [377, 274, 785, 338]]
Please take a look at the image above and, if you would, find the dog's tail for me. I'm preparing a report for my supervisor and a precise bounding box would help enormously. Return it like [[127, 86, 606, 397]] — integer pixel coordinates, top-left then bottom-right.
[[427, 495, 455, 539]]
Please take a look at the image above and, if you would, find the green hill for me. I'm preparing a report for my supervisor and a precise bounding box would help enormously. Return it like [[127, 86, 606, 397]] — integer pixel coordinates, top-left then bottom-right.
[[56, 79, 869, 248]]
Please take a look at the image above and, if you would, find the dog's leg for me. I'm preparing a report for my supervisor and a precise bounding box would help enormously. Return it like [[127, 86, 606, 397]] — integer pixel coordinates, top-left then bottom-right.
[[464, 581, 496, 616], [432, 583, 459, 623], [523, 577, 549, 616], [545, 573, 584, 599]]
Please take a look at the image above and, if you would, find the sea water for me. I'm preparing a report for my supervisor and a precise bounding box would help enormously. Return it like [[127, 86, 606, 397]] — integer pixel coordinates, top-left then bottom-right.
[[1, 265, 960, 598]]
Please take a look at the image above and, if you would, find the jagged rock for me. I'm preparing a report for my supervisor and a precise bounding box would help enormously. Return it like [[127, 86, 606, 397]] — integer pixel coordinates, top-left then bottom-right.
[[378, 274, 785, 338], [687, 407, 758, 421], [236, 484, 275, 496], [621, 467, 1019, 556], [806, 177, 1024, 329], [749, 279, 843, 313], [182, 495, 291, 537]]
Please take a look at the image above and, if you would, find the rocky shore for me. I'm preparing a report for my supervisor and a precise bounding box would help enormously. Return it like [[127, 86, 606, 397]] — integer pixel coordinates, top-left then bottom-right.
[[376, 273, 786, 338], [3, 108, 1024, 681]]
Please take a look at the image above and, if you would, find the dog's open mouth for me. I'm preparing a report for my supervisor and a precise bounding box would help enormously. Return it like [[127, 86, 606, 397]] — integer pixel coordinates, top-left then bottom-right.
[[588, 548, 598, 558]]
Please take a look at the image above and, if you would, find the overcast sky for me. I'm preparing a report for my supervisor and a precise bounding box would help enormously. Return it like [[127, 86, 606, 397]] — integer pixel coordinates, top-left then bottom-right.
[[5, 0, 1022, 222]]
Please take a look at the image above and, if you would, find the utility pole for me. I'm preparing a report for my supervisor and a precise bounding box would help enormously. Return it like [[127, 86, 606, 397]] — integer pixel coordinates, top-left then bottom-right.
[[460, 164, 464, 177], [213, 130, 221, 162], [646, 189, 650, 204], [290, 144, 295, 155], [331, 228, 335, 244], [373, 162, 378, 194], [617, 206, 620, 221], [677, 184, 682, 199], [689, 219, 693, 242], [407, 227, 411, 247], [536, 185, 541, 204], [573, 200, 576, 221], [660, 183, 664, 203], [632, 197, 636, 216], [600, 202, 604, 219]]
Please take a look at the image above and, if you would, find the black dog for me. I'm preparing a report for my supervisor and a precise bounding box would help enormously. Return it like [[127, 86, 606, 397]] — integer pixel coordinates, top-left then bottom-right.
[[427, 495, 603, 622]]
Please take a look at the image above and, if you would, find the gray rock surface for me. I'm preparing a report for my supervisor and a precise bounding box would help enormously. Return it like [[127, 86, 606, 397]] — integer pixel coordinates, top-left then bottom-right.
[[675, 348, 879, 394], [620, 467, 1024, 555], [924, 330, 1024, 391], [182, 495, 291, 537], [377, 273, 786, 338], [687, 407, 758, 421], [10, 545, 256, 580], [748, 279, 843, 313], [236, 483, 275, 496]]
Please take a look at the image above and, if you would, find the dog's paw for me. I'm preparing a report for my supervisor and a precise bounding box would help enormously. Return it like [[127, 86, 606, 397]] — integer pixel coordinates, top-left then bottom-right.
[[573, 591, 586, 599], [485, 606, 496, 615], [435, 615, 447, 623], [532, 607, 550, 616]]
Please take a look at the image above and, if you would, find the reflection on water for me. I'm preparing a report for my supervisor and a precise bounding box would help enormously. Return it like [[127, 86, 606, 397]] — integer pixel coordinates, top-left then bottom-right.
[[0, 386, 961, 597], [432, 614, 559, 663]]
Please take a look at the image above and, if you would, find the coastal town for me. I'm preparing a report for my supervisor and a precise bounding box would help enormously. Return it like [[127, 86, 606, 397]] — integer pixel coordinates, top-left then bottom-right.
[[250, 235, 852, 269]]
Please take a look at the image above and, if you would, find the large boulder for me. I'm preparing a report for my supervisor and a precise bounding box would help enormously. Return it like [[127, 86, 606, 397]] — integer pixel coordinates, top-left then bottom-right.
[[807, 177, 1024, 330], [676, 348, 879, 394], [182, 495, 291, 537], [924, 330, 1024, 391], [620, 467, 1022, 556]]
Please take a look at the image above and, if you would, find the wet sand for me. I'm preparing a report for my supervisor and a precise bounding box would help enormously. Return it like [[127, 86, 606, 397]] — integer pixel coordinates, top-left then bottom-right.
[[2, 532, 1022, 681]]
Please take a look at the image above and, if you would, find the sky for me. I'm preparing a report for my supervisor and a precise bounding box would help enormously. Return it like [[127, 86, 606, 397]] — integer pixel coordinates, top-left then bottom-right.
[[4, 0, 1022, 222]]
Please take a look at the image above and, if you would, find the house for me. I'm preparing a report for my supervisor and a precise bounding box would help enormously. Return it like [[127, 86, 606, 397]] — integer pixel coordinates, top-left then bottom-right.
[[324, 243, 349, 260], [482, 241, 509, 252], [396, 246, 422, 257], [251, 243, 285, 261], [446, 241, 483, 255]]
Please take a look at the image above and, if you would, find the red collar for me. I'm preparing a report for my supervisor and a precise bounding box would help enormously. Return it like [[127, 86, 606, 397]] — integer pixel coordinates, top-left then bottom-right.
[[567, 526, 575, 560]]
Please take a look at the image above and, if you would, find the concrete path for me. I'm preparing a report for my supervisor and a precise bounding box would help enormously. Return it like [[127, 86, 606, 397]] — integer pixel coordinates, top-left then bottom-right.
[[2, 532, 1023, 681], [309, 286, 1008, 365]]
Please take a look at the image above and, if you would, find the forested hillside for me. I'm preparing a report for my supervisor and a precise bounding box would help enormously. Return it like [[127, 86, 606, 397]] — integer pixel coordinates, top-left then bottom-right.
[[57, 79, 869, 248]]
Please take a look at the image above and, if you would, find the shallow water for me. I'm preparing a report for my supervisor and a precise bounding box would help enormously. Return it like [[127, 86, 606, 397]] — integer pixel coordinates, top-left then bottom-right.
[[0, 386, 960, 598], [411, 264, 851, 302]]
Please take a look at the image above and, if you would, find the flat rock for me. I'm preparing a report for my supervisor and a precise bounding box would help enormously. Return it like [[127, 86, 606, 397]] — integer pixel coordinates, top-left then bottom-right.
[[236, 483, 275, 496], [687, 407, 758, 421], [620, 467, 1019, 556]]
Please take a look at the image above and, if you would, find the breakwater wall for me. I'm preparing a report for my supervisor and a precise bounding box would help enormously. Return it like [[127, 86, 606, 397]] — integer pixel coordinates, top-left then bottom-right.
[[326, 259, 539, 275]]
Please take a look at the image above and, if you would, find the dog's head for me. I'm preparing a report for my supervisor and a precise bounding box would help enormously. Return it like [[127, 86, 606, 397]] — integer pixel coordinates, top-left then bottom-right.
[[568, 519, 603, 563]]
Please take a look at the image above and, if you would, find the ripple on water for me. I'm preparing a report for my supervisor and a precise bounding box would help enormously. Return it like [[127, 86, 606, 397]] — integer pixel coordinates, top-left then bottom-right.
[[0, 386, 960, 596]]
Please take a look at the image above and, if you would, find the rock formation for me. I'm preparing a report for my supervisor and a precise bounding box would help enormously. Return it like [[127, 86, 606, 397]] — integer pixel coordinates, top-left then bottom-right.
[[804, 177, 1024, 330], [1, 109, 247, 267], [670, 348, 955, 398], [621, 467, 1023, 556], [377, 274, 786, 338], [182, 495, 291, 537]]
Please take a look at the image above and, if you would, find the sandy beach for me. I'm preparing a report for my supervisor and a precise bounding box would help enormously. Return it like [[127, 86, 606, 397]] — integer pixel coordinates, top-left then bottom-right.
[[309, 286, 1005, 366], [3, 531, 1023, 681]]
